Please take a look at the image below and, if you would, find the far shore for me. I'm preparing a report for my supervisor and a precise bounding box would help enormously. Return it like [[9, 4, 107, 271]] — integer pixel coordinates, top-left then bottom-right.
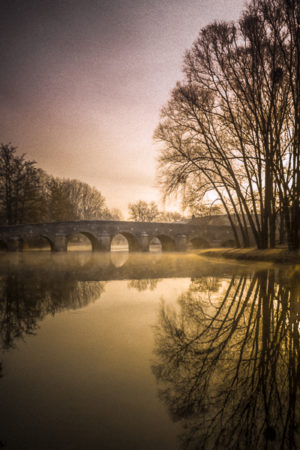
[[195, 247, 300, 264]]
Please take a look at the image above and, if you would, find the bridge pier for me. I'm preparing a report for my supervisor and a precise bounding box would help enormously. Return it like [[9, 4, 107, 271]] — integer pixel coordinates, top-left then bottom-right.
[[53, 234, 68, 252], [136, 232, 151, 252], [7, 237, 22, 252], [94, 233, 112, 252], [175, 234, 188, 252]]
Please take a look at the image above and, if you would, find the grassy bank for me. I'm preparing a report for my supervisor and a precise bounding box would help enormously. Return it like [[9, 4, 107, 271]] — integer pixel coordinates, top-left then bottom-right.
[[196, 247, 300, 264]]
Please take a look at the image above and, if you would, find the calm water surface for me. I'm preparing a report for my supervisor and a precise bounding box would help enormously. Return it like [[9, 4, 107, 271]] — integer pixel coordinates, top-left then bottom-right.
[[0, 252, 299, 450]]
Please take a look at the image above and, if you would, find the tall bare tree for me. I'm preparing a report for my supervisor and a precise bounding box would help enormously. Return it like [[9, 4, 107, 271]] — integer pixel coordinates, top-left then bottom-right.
[[155, 0, 299, 250], [254, 0, 300, 249]]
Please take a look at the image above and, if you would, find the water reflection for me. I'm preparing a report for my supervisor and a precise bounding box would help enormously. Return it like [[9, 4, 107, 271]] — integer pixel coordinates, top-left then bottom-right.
[[0, 270, 106, 448], [0, 254, 195, 450], [1, 252, 300, 449], [128, 279, 162, 291], [0, 252, 240, 353], [0, 274, 105, 351], [110, 250, 129, 267], [152, 268, 300, 449], [0, 252, 254, 281]]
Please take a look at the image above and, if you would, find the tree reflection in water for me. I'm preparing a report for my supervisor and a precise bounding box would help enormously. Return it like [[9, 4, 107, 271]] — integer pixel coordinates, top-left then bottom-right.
[[152, 269, 300, 449], [0, 272, 105, 448], [127, 279, 162, 291], [0, 274, 105, 351]]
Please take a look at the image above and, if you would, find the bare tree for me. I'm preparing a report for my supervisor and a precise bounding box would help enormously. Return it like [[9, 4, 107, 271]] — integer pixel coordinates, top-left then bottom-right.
[[158, 211, 186, 222], [254, 0, 300, 249], [0, 144, 117, 224], [43, 177, 115, 222], [109, 208, 123, 220], [128, 200, 160, 222], [155, 1, 299, 250]]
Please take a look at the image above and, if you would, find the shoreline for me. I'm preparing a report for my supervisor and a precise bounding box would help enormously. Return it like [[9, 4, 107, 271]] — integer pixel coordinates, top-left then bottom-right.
[[195, 247, 300, 264]]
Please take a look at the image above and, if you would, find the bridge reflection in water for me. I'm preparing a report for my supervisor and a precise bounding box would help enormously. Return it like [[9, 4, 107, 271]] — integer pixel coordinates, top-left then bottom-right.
[[0, 251, 250, 282]]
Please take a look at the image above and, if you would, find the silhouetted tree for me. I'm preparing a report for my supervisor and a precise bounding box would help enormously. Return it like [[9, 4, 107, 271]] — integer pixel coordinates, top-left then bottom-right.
[[255, 0, 300, 250], [45, 177, 112, 222], [0, 144, 119, 224], [182, 185, 224, 218], [0, 144, 46, 225], [155, 0, 299, 250]]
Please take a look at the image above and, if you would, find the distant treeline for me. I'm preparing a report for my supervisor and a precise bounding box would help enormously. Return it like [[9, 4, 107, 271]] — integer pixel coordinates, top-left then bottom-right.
[[0, 143, 121, 225]]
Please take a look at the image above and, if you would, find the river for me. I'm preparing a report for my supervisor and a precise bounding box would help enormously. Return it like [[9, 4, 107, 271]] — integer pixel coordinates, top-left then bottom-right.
[[0, 251, 299, 449]]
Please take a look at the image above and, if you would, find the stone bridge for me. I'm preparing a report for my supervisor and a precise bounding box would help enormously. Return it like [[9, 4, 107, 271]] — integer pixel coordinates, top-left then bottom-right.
[[0, 220, 235, 252]]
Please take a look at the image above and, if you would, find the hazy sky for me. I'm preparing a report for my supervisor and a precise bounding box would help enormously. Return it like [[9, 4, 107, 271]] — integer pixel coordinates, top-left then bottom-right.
[[0, 0, 245, 217]]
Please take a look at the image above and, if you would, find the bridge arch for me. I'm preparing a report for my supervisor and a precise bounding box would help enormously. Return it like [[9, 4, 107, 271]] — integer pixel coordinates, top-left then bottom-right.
[[149, 237, 162, 252], [111, 232, 139, 252], [155, 235, 176, 251], [22, 235, 54, 251], [41, 235, 56, 251], [67, 232, 98, 251], [189, 237, 210, 249], [111, 233, 129, 251]]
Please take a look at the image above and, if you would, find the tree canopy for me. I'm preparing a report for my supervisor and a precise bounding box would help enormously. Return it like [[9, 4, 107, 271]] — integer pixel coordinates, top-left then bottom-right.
[[0, 143, 120, 225], [128, 200, 160, 222], [155, 0, 300, 250], [128, 200, 186, 222]]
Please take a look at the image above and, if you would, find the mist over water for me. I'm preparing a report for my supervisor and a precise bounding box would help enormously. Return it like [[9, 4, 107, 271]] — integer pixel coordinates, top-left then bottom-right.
[[0, 252, 299, 449]]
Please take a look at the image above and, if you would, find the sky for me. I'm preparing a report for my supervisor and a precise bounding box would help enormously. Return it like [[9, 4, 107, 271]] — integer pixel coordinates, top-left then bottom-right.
[[0, 0, 245, 217]]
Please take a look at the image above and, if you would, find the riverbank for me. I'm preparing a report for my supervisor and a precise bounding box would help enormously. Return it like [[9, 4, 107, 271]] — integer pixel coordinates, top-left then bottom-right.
[[196, 247, 300, 264]]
